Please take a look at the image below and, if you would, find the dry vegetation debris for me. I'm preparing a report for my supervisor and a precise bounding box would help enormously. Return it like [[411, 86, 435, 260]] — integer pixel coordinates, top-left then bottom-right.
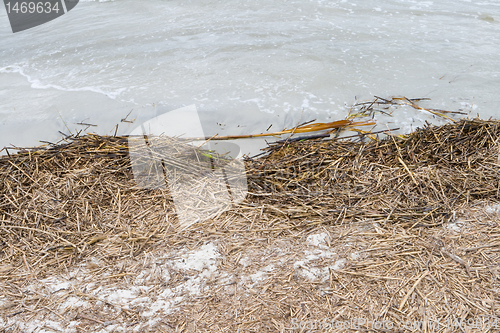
[[1, 118, 500, 332]]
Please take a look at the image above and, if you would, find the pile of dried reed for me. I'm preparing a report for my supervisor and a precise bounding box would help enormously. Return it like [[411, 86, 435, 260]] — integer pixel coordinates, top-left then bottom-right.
[[246, 118, 500, 226], [1, 118, 500, 332]]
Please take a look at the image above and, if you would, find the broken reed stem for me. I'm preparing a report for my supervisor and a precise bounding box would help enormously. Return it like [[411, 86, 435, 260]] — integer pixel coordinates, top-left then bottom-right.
[[1, 118, 498, 277], [1, 98, 499, 332]]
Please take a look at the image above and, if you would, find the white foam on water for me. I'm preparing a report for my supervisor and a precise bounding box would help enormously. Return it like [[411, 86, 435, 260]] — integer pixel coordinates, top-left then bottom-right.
[[0, 65, 127, 100], [1, 0, 499, 153]]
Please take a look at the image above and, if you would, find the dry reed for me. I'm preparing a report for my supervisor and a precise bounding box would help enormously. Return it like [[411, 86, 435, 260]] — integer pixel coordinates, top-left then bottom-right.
[[1, 112, 500, 332]]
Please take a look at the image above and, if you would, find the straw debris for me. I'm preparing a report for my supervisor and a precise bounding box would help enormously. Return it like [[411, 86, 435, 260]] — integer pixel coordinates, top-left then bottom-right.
[[1, 117, 500, 332]]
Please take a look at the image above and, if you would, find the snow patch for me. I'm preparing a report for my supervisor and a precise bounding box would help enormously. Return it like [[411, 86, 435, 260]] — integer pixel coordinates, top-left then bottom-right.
[[238, 256, 251, 267], [331, 258, 346, 271], [445, 219, 464, 233], [247, 264, 274, 285], [293, 248, 345, 282], [484, 203, 500, 214], [141, 242, 220, 318], [60, 296, 90, 310], [174, 243, 219, 272], [350, 252, 361, 260], [307, 232, 329, 248]]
